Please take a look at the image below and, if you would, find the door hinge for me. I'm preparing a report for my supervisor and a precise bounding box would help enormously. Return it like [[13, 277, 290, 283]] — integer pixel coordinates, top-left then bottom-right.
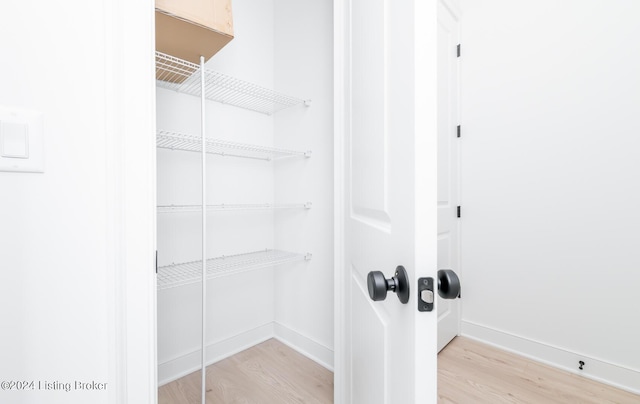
[[457, 125, 461, 138], [155, 250, 158, 274], [457, 44, 461, 57], [457, 206, 461, 218]]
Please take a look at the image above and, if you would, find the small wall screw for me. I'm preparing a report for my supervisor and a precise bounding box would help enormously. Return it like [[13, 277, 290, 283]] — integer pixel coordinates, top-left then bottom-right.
[[578, 361, 585, 370]]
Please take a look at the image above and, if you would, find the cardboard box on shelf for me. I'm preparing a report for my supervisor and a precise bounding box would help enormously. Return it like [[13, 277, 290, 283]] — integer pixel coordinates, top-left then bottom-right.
[[156, 0, 234, 80]]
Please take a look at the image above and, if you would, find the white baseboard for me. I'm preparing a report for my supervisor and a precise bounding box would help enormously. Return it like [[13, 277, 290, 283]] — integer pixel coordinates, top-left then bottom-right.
[[158, 322, 335, 386], [273, 322, 334, 371], [461, 320, 640, 395], [158, 322, 274, 386]]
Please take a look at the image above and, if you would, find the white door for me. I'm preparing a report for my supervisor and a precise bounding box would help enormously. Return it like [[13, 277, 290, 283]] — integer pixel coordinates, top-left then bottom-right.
[[336, 1, 439, 403], [436, 0, 462, 352]]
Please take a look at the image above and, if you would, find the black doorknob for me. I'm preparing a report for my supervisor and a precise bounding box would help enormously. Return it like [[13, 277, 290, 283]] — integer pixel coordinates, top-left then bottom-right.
[[367, 266, 410, 304], [438, 269, 461, 299]]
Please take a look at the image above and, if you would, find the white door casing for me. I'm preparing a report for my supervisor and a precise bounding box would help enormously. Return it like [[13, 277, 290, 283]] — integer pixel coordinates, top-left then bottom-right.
[[335, 0, 439, 403], [104, 0, 157, 402], [436, 0, 462, 352]]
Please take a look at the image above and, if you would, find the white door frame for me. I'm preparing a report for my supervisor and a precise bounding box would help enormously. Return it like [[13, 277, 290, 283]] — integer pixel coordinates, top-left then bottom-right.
[[333, 0, 346, 402], [104, 0, 157, 403]]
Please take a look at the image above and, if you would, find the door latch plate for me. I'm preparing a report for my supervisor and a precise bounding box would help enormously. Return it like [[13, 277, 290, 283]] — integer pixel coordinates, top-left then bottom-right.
[[418, 277, 434, 312]]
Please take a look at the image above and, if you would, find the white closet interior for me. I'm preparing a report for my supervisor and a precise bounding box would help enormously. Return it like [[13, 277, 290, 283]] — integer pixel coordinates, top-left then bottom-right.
[[155, 0, 334, 388]]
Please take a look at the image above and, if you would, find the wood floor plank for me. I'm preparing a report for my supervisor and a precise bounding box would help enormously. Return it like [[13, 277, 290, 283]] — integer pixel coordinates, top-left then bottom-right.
[[159, 338, 333, 404], [160, 335, 638, 403], [208, 358, 280, 403], [438, 337, 640, 404], [159, 370, 202, 404]]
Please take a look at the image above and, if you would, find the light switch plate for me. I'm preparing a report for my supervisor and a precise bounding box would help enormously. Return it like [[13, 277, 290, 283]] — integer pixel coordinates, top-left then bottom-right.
[[1, 121, 29, 158], [0, 106, 44, 173]]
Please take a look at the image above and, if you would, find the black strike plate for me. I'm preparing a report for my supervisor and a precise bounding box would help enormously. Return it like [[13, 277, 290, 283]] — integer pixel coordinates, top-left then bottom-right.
[[418, 277, 434, 312]]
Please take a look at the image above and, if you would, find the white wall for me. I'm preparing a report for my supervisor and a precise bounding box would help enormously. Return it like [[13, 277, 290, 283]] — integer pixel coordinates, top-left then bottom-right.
[[0, 2, 110, 403], [274, 0, 334, 367], [460, 0, 640, 392]]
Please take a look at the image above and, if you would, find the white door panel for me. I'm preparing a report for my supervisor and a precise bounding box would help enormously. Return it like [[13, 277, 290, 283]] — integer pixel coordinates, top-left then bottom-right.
[[338, 0, 439, 403], [437, 0, 461, 352], [351, 274, 388, 404]]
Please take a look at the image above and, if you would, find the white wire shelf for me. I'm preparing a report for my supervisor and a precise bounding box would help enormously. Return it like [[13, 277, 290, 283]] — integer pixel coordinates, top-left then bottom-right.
[[157, 249, 312, 290], [157, 203, 312, 214], [157, 130, 311, 161], [156, 51, 307, 115]]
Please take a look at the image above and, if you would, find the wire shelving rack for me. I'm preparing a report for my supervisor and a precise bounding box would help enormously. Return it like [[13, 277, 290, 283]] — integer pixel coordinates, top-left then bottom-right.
[[157, 249, 312, 290], [156, 49, 312, 403], [156, 130, 311, 161], [156, 51, 307, 115], [157, 203, 312, 214]]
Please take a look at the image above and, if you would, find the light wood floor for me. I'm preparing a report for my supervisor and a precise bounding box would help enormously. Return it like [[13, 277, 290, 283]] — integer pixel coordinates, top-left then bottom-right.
[[158, 339, 333, 404], [438, 337, 640, 403], [159, 337, 639, 403]]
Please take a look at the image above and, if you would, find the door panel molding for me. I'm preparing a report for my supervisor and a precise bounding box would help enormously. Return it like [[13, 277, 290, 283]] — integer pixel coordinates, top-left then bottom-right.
[[350, 0, 391, 230]]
